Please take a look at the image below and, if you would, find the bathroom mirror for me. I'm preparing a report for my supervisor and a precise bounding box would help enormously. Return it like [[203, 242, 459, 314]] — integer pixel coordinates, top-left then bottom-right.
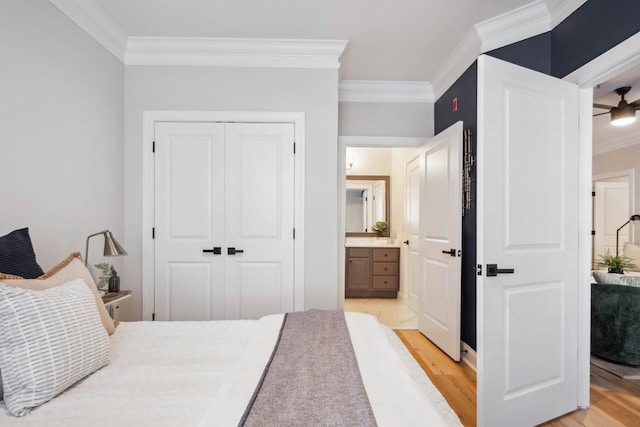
[[345, 175, 390, 236]]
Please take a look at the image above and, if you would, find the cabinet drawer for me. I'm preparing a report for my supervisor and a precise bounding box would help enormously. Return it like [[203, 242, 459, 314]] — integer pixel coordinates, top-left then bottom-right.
[[372, 248, 399, 262], [372, 276, 398, 290], [373, 262, 398, 276], [347, 247, 371, 258]]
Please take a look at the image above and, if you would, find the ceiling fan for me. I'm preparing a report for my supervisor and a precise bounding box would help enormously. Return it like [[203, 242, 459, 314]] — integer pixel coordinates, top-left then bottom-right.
[[593, 86, 640, 126]]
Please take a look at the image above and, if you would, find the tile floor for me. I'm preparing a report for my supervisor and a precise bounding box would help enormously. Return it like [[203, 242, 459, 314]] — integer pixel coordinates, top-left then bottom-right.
[[343, 298, 417, 329]]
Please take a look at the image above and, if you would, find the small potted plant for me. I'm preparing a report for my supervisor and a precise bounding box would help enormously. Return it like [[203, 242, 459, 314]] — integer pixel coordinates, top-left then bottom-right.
[[371, 221, 390, 237], [95, 263, 120, 293], [596, 252, 636, 274]]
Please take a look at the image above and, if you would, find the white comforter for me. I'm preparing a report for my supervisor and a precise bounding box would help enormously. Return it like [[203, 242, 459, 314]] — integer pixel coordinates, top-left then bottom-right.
[[0, 312, 461, 426]]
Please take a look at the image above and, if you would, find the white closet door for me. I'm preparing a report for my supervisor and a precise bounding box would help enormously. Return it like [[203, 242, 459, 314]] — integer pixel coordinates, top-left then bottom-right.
[[224, 123, 295, 319], [154, 122, 226, 321]]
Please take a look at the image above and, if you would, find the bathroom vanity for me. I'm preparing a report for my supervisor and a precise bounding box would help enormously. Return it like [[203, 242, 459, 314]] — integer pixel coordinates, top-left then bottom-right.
[[345, 241, 400, 298]]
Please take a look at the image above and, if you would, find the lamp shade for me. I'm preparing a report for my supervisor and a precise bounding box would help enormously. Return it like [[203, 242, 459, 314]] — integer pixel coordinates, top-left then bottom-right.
[[630, 214, 640, 222], [103, 231, 127, 257], [85, 230, 128, 266], [611, 104, 637, 126]]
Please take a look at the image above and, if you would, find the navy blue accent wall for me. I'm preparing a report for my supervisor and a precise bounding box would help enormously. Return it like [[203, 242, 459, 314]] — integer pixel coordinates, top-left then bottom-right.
[[434, 62, 477, 349], [552, 0, 640, 78], [434, 0, 640, 352], [487, 32, 552, 75]]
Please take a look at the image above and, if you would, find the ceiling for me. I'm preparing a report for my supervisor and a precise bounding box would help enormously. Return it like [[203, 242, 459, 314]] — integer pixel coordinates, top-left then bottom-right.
[[72, 0, 639, 152], [94, 0, 538, 81]]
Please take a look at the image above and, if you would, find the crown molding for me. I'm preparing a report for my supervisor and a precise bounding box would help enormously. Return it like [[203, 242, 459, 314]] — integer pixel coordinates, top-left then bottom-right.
[[475, 0, 550, 53], [49, 0, 127, 62], [431, 28, 482, 99], [339, 80, 434, 103], [593, 132, 640, 155], [548, 0, 588, 29], [125, 37, 348, 68], [339, 136, 429, 147]]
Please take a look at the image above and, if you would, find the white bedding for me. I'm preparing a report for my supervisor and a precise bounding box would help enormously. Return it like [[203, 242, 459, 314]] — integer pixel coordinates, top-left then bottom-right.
[[0, 312, 462, 426]]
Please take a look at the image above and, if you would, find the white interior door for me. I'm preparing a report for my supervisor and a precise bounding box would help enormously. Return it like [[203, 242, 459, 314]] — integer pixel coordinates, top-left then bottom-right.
[[154, 122, 295, 321], [418, 121, 463, 361], [477, 55, 580, 426], [224, 123, 295, 320], [594, 180, 629, 259], [405, 156, 421, 312], [154, 122, 226, 321]]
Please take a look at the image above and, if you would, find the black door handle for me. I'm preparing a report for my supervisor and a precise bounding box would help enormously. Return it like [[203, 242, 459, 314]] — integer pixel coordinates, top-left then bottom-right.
[[403, 240, 409, 245], [442, 249, 456, 257], [486, 264, 515, 277], [228, 247, 244, 255], [203, 247, 222, 255]]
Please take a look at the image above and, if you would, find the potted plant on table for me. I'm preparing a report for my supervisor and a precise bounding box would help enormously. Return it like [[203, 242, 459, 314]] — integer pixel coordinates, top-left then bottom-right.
[[596, 252, 636, 274], [95, 263, 120, 293]]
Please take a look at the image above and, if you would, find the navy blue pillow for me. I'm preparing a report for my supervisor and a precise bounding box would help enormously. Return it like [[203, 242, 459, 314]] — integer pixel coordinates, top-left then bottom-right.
[[0, 228, 44, 279]]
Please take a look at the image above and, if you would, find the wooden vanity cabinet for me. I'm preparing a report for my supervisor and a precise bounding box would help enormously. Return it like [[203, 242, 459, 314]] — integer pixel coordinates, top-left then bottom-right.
[[345, 247, 399, 298]]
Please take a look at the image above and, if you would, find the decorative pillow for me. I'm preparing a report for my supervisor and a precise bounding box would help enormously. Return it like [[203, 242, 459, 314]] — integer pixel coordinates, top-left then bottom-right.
[[592, 270, 640, 287], [0, 279, 110, 416], [623, 243, 640, 272], [0, 228, 44, 279], [0, 253, 116, 335]]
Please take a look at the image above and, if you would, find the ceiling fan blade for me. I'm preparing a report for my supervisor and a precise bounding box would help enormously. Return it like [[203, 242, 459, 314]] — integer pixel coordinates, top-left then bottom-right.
[[593, 103, 614, 110], [630, 99, 640, 108], [592, 111, 610, 117]]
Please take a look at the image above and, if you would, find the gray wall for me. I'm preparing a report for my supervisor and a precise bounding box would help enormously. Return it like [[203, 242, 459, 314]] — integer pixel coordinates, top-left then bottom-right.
[[339, 102, 433, 137], [0, 1, 124, 272], [124, 66, 339, 320]]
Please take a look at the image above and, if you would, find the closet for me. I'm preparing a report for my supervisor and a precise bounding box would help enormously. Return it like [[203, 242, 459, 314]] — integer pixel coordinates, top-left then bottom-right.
[[153, 122, 295, 321]]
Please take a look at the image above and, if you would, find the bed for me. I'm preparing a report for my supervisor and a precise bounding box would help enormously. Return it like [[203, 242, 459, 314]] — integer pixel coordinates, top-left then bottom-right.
[[0, 229, 462, 426]]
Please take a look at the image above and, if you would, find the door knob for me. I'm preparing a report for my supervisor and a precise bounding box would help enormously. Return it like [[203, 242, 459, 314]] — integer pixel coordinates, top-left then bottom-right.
[[203, 247, 222, 255], [228, 247, 244, 255], [486, 264, 515, 277], [442, 249, 456, 257], [403, 240, 409, 245]]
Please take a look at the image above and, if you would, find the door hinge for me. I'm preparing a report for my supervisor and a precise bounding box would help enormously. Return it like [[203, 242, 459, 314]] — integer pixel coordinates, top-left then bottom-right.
[[591, 230, 596, 236], [153, 141, 155, 153], [476, 264, 482, 276], [293, 142, 296, 154], [592, 191, 595, 197], [293, 228, 296, 239], [152, 313, 155, 321], [152, 227, 155, 239]]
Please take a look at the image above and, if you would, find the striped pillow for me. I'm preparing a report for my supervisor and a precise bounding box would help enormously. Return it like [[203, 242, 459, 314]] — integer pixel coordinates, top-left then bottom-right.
[[0, 279, 110, 416]]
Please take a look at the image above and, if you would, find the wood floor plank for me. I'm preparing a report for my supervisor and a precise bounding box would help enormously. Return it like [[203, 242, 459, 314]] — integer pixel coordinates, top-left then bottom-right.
[[396, 329, 640, 427]]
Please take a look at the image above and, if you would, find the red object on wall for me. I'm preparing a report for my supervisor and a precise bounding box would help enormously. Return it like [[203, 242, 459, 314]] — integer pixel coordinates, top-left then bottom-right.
[[452, 97, 458, 112]]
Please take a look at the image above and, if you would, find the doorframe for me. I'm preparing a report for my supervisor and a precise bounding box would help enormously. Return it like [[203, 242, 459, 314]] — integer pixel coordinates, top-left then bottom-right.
[[565, 32, 640, 408], [141, 111, 306, 320], [338, 136, 427, 309]]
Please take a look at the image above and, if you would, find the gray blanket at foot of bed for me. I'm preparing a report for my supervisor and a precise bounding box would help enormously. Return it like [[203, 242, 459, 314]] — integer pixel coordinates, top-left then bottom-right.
[[239, 310, 377, 427]]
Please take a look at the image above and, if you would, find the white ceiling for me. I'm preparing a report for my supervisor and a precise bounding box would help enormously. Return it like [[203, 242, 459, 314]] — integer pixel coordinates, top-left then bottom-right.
[[94, 0, 537, 81], [64, 0, 640, 153]]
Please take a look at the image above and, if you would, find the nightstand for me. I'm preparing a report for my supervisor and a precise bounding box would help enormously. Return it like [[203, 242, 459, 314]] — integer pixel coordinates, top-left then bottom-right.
[[101, 290, 131, 320]]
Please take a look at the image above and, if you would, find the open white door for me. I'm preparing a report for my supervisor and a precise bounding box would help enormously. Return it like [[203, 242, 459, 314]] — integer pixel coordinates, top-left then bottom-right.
[[477, 55, 580, 426], [418, 121, 463, 361]]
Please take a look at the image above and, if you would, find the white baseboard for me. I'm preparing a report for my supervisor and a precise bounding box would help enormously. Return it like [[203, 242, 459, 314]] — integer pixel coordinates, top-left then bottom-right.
[[461, 341, 477, 372]]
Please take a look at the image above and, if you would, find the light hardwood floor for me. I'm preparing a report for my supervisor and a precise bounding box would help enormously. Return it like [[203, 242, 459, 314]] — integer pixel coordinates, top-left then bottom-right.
[[396, 330, 640, 427]]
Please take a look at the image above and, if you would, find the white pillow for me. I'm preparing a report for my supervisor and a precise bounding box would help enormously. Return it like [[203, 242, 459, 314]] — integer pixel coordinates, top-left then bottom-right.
[[0, 279, 110, 416]]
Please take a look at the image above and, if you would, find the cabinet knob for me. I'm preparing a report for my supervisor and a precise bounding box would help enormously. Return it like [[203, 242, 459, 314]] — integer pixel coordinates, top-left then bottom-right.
[[384, 267, 388, 271], [384, 254, 388, 257]]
